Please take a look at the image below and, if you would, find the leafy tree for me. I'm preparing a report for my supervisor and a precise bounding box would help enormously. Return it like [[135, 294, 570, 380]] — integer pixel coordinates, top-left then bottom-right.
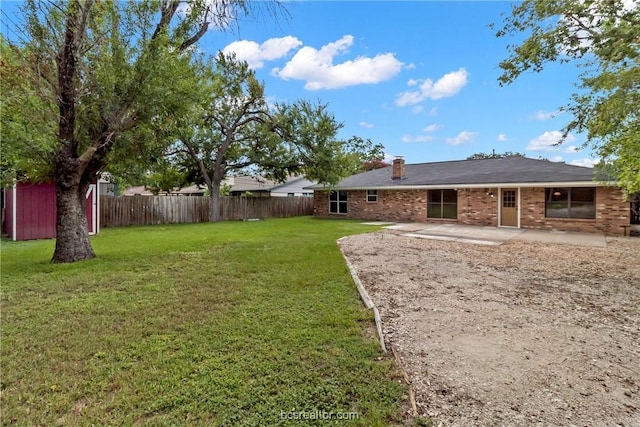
[[272, 113, 385, 185], [176, 54, 270, 221], [493, 0, 640, 195], [1, 0, 278, 262], [0, 38, 57, 186], [466, 151, 526, 160], [218, 183, 232, 197], [143, 159, 190, 195], [361, 159, 391, 172], [178, 54, 384, 221]]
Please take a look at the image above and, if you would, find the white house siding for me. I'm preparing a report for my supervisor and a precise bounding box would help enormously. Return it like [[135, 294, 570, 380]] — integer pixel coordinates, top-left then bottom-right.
[[270, 177, 316, 197]]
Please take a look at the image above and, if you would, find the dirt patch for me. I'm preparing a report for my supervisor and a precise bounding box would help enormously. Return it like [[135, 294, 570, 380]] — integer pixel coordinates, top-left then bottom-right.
[[340, 231, 640, 426]]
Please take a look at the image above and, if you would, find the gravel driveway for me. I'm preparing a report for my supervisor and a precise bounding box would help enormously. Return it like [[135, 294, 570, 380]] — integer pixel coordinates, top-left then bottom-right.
[[340, 230, 640, 427]]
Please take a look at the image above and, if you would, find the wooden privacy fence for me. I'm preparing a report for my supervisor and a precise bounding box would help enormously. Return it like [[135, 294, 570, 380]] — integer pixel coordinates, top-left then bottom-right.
[[100, 195, 314, 228]]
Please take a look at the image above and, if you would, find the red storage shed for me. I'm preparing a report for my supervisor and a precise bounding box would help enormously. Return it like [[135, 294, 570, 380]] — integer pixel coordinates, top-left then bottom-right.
[[3, 182, 99, 241]]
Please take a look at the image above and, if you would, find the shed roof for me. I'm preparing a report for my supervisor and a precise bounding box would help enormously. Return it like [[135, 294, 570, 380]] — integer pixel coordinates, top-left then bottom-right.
[[307, 157, 610, 190]]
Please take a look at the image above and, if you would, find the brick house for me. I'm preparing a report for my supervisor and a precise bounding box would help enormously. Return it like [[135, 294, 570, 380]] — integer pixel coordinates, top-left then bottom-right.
[[308, 157, 632, 236]]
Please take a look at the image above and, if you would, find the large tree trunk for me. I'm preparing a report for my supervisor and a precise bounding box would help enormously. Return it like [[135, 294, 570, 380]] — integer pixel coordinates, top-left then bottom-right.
[[208, 159, 226, 222], [51, 156, 96, 263], [50, 1, 95, 263], [52, 181, 95, 263], [209, 183, 221, 222]]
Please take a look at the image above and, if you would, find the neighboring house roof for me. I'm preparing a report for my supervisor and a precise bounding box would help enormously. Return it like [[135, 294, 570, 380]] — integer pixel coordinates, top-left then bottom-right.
[[121, 184, 206, 196], [307, 157, 611, 190], [269, 176, 316, 194], [226, 176, 278, 193], [121, 176, 316, 196], [227, 175, 315, 194], [122, 186, 153, 196], [176, 185, 206, 195]]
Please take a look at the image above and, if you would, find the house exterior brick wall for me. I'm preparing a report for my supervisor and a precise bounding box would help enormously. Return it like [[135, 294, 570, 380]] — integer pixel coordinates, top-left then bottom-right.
[[520, 186, 630, 235], [312, 191, 330, 217], [457, 188, 499, 227], [314, 189, 428, 222], [314, 186, 630, 235]]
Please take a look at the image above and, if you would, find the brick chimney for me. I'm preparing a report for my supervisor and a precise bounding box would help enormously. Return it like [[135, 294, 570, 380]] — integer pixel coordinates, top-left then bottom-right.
[[392, 156, 405, 180]]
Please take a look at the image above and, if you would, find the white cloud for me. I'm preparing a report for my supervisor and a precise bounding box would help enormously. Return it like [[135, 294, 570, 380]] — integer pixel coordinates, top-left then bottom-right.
[[383, 153, 396, 163], [527, 130, 575, 151], [445, 131, 477, 145], [222, 36, 302, 69], [272, 35, 403, 90], [564, 145, 580, 153], [395, 68, 468, 106], [423, 123, 441, 132], [427, 107, 438, 116], [412, 106, 424, 114], [359, 121, 374, 129], [569, 158, 600, 168], [401, 134, 436, 143], [497, 133, 508, 142], [550, 155, 564, 163], [530, 110, 558, 120]]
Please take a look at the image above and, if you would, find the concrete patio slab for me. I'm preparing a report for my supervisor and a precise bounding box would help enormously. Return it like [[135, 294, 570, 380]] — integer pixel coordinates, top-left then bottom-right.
[[405, 224, 523, 246], [377, 222, 607, 247]]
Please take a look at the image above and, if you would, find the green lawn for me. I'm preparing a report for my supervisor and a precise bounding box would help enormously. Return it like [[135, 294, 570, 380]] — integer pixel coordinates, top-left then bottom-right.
[[0, 217, 405, 426]]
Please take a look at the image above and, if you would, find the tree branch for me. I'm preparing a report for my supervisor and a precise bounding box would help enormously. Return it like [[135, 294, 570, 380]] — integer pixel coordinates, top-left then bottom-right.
[[151, 0, 180, 41], [182, 137, 213, 189], [225, 161, 254, 171], [78, 130, 115, 168], [566, 13, 600, 39], [209, 115, 230, 136], [78, 145, 97, 164], [235, 114, 267, 129], [179, 6, 210, 51], [56, 0, 85, 155], [165, 147, 190, 156]]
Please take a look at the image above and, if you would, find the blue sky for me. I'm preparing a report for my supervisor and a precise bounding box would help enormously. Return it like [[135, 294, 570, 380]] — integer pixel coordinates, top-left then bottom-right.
[[198, 1, 598, 167], [0, 1, 599, 168]]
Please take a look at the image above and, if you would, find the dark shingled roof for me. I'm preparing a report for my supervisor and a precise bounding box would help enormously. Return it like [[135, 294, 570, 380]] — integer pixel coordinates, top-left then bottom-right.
[[308, 157, 609, 189]]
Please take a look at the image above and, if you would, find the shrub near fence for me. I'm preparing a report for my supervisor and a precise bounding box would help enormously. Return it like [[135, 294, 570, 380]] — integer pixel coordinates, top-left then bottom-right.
[[100, 196, 314, 228]]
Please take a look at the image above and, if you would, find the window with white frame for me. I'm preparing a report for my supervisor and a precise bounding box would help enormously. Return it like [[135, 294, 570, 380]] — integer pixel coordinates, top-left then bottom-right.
[[329, 191, 348, 214], [366, 190, 378, 203]]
